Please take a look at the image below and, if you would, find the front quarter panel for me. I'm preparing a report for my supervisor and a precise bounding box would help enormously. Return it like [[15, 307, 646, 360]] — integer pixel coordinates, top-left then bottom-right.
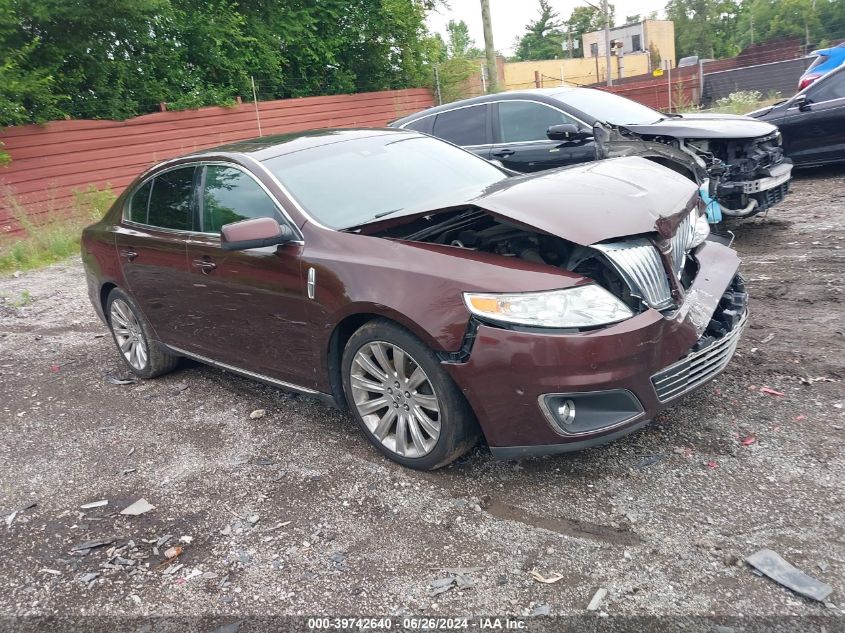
[[300, 226, 587, 393]]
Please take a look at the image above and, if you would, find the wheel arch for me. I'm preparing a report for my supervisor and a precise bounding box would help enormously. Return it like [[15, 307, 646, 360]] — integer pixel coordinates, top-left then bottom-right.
[[325, 306, 459, 410], [99, 281, 118, 318]]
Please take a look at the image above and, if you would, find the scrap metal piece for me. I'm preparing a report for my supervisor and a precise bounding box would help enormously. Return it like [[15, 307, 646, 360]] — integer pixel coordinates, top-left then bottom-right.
[[120, 498, 155, 516], [587, 587, 608, 611], [746, 548, 833, 602]]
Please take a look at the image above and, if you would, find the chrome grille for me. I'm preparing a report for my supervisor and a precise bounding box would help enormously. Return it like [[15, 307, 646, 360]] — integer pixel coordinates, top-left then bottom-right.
[[594, 210, 698, 310], [651, 311, 747, 402], [593, 239, 673, 310], [669, 211, 696, 279]]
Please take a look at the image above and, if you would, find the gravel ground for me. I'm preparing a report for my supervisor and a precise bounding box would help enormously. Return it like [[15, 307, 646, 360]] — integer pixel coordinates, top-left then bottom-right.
[[1, 166, 844, 629]]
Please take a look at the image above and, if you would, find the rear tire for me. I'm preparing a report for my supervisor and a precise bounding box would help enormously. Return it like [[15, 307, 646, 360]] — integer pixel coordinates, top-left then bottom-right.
[[105, 287, 179, 379], [342, 319, 478, 470]]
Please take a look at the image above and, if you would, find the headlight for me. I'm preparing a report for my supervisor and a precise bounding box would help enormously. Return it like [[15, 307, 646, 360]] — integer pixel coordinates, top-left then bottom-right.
[[463, 285, 633, 329], [690, 211, 710, 248]]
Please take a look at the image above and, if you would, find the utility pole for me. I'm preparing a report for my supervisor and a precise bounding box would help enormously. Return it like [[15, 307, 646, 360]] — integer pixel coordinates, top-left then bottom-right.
[[749, 13, 754, 45], [603, 0, 612, 87], [480, 0, 499, 93]]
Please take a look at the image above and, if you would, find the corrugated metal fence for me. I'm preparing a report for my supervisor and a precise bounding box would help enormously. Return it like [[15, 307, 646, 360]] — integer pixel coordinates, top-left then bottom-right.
[[702, 58, 813, 106], [0, 88, 434, 236]]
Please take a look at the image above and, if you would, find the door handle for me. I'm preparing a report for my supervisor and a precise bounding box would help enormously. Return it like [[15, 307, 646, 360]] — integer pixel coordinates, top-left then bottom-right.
[[120, 248, 138, 261], [192, 258, 217, 274], [492, 149, 515, 157]]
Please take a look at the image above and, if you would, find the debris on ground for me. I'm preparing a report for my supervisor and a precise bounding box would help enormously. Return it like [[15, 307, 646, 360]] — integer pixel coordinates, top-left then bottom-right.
[[428, 572, 475, 596], [265, 521, 291, 532], [80, 500, 108, 509], [249, 409, 266, 420], [741, 435, 757, 446], [120, 498, 155, 516], [248, 514, 259, 526], [634, 455, 663, 469], [760, 387, 786, 397], [72, 538, 114, 552], [760, 333, 775, 344], [529, 604, 551, 616], [746, 548, 833, 602], [799, 376, 838, 386], [79, 572, 100, 583], [105, 374, 137, 385], [530, 569, 563, 584], [163, 546, 183, 560], [587, 587, 608, 611], [3, 501, 37, 527]]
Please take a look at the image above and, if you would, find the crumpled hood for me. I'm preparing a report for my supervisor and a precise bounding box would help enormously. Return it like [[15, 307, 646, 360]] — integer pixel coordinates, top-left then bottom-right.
[[623, 113, 778, 139], [469, 156, 698, 246]]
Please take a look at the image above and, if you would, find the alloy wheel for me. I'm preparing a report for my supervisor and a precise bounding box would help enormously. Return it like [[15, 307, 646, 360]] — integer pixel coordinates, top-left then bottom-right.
[[110, 298, 148, 371], [350, 341, 441, 458]]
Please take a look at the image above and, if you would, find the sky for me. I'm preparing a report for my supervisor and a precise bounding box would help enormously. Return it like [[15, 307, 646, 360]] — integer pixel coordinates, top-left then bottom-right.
[[426, 0, 667, 56]]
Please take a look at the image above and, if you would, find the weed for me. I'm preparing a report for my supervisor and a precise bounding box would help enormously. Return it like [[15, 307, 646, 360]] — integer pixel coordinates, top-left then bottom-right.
[[0, 185, 116, 274]]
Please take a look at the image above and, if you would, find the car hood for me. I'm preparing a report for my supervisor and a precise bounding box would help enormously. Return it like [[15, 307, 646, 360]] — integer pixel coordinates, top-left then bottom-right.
[[466, 156, 698, 246], [746, 105, 775, 118], [622, 112, 778, 139]]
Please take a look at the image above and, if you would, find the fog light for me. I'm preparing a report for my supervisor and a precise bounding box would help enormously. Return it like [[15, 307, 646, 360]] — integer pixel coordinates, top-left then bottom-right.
[[539, 390, 644, 436], [557, 400, 576, 426]]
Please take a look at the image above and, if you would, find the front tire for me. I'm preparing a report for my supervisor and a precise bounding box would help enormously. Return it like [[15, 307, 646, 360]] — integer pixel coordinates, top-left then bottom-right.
[[342, 319, 478, 470], [106, 287, 178, 379]]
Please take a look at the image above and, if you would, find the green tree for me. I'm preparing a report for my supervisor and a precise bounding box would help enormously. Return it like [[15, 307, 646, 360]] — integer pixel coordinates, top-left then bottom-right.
[[665, 0, 741, 59], [737, 0, 842, 49], [514, 0, 565, 61], [445, 19, 483, 59], [563, 4, 614, 58], [0, 0, 440, 126]]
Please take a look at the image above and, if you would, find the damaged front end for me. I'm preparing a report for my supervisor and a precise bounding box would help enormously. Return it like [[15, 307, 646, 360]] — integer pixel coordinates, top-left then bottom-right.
[[594, 124, 792, 221]]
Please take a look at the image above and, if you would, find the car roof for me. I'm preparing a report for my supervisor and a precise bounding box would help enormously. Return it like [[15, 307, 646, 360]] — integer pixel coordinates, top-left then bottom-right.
[[389, 87, 586, 125], [187, 127, 415, 162]]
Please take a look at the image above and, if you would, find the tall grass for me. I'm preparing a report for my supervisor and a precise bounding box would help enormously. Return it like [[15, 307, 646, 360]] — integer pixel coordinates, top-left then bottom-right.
[[0, 185, 116, 274]]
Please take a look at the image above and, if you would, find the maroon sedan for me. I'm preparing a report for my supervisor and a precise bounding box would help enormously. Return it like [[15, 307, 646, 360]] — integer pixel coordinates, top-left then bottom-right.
[[82, 129, 747, 470]]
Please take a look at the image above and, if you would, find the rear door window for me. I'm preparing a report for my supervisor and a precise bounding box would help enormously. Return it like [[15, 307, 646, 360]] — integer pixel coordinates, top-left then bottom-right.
[[201, 166, 282, 234], [146, 167, 196, 231], [403, 116, 434, 135], [127, 180, 153, 224], [432, 105, 488, 146]]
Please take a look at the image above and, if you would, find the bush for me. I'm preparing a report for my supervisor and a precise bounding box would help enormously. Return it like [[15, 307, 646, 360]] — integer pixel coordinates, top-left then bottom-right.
[[713, 90, 765, 114]]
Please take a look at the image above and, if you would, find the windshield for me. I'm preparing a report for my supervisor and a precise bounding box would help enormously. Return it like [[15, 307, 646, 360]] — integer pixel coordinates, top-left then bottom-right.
[[263, 134, 507, 229], [556, 88, 665, 125]]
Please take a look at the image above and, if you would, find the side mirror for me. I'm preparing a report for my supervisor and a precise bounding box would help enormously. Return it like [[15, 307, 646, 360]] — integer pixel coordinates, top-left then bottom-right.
[[794, 95, 812, 112], [221, 217, 295, 250], [547, 123, 592, 142]]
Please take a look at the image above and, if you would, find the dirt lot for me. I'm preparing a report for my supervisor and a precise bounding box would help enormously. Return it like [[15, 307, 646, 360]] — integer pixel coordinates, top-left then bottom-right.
[[1, 166, 844, 629]]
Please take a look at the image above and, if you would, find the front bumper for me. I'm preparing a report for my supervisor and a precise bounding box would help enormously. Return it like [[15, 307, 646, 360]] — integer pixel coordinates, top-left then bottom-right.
[[443, 240, 745, 458], [718, 160, 793, 216]]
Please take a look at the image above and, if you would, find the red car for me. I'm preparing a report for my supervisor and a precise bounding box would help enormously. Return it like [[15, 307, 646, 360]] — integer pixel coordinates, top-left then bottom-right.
[[82, 129, 747, 470]]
